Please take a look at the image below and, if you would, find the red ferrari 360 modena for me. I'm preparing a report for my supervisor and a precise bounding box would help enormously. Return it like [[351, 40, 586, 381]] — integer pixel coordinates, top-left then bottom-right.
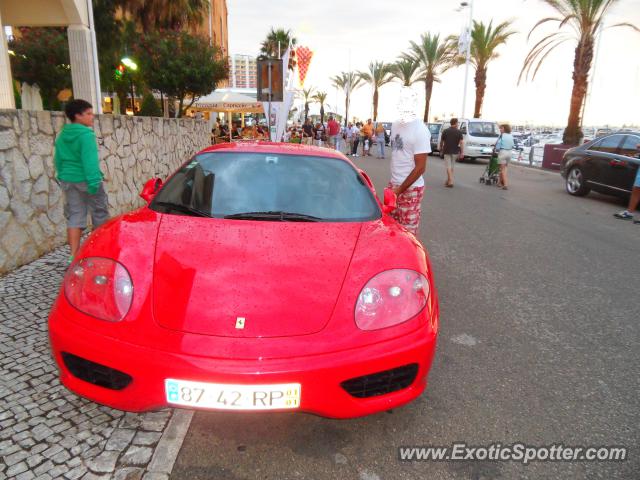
[[48, 142, 439, 418]]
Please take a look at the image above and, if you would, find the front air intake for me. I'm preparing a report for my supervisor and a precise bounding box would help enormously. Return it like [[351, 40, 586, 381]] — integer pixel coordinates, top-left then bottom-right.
[[340, 364, 419, 398], [62, 352, 132, 390]]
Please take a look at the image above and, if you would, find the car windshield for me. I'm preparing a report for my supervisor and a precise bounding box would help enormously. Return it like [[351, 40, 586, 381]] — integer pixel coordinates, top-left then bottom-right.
[[150, 152, 381, 222], [427, 124, 441, 134], [468, 122, 499, 138]]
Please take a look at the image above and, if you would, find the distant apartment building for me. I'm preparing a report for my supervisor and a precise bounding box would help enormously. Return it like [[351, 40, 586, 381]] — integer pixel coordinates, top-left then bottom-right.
[[230, 55, 257, 89]]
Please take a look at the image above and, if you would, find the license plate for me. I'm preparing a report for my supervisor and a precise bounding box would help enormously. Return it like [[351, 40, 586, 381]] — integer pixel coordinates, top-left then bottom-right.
[[481, 147, 493, 154], [165, 379, 301, 410]]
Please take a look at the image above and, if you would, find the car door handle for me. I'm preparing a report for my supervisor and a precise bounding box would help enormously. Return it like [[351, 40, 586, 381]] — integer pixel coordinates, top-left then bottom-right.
[[609, 160, 626, 167]]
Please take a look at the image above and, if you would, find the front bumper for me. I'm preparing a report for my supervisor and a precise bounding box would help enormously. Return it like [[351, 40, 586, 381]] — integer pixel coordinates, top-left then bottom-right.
[[465, 146, 494, 158], [49, 312, 437, 418]]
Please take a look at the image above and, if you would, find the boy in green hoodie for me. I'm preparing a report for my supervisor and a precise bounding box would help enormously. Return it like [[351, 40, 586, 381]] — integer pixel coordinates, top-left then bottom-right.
[[54, 99, 109, 262]]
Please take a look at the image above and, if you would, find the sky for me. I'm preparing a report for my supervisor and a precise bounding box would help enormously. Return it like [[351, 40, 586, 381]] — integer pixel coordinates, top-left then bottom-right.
[[227, 0, 640, 127]]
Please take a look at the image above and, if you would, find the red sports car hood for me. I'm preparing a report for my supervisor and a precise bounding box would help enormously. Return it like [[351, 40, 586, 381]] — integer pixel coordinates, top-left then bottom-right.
[[152, 215, 362, 337]]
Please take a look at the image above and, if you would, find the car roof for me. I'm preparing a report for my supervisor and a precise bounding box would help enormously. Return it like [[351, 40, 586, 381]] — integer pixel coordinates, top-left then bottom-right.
[[593, 131, 640, 140]]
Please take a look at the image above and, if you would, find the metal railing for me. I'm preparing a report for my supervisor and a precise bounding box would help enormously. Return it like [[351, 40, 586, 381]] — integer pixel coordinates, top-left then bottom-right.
[[511, 146, 544, 168]]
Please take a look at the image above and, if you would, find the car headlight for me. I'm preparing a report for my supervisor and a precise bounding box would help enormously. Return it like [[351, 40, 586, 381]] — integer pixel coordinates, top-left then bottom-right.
[[355, 269, 429, 330], [64, 257, 133, 322]]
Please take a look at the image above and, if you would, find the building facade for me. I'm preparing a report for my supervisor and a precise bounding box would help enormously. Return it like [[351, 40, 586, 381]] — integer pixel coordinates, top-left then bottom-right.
[[195, 0, 228, 56], [230, 54, 257, 89]]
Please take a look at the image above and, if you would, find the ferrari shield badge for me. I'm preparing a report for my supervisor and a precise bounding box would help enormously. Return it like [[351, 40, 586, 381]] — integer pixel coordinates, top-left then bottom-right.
[[235, 317, 246, 329]]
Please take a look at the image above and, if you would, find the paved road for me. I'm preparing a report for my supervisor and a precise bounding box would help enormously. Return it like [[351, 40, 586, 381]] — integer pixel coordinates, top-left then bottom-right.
[[171, 150, 639, 480]]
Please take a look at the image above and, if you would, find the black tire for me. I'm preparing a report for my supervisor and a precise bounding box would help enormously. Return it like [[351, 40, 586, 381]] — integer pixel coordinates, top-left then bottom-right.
[[565, 166, 591, 196]]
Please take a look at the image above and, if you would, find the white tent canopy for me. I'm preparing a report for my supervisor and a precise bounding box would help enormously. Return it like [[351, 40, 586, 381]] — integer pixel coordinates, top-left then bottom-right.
[[192, 90, 262, 113]]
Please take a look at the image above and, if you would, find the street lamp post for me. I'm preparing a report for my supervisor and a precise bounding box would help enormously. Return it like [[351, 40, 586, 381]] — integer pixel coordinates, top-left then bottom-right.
[[460, 0, 474, 119], [121, 56, 138, 114]]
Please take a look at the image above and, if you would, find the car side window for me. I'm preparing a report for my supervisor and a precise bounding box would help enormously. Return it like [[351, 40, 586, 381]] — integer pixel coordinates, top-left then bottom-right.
[[589, 134, 624, 154], [619, 135, 640, 158]]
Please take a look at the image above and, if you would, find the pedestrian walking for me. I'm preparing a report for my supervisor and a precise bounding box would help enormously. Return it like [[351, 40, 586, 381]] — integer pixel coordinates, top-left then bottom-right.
[[54, 99, 109, 263], [361, 118, 374, 156], [496, 124, 514, 190], [351, 122, 361, 157], [375, 122, 386, 159], [314, 121, 326, 147], [614, 141, 640, 223], [301, 119, 313, 145], [388, 114, 430, 235], [345, 122, 354, 155], [439, 118, 464, 187], [327, 116, 341, 150]]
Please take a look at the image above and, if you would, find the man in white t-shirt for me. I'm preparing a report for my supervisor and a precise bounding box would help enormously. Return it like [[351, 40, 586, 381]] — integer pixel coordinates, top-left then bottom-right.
[[387, 89, 430, 235]]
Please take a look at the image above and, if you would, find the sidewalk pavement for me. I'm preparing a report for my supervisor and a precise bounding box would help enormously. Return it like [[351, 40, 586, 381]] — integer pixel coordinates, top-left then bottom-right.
[[0, 246, 192, 480]]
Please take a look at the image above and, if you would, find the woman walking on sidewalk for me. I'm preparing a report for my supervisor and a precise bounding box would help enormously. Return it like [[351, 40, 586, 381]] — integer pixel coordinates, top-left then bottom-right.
[[496, 124, 514, 190]]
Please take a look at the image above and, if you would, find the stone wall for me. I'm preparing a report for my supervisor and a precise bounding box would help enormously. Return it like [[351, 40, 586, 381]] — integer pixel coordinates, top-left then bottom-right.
[[0, 110, 210, 274]]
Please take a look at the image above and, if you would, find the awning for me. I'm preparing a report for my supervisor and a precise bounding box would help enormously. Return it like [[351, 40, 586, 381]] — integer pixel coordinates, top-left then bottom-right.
[[192, 91, 263, 113]]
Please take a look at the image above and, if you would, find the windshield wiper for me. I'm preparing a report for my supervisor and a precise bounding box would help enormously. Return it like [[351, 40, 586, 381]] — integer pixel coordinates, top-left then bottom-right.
[[154, 201, 212, 218], [224, 211, 322, 222]]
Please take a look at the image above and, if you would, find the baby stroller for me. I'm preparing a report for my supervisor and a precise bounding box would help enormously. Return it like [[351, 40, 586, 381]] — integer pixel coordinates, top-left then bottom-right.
[[479, 153, 500, 185]]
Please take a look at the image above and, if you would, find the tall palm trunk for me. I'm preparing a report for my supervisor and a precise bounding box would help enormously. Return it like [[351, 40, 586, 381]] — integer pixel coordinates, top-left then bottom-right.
[[473, 66, 487, 118], [373, 88, 379, 121], [564, 38, 594, 145], [304, 101, 309, 121], [320, 105, 325, 124], [423, 74, 434, 122], [344, 96, 349, 127]]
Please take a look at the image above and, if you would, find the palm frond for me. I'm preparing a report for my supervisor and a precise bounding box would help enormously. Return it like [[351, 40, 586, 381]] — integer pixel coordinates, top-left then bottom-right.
[[358, 61, 394, 89], [528, 17, 563, 40], [390, 58, 421, 86], [406, 32, 458, 82], [519, 34, 571, 83], [605, 22, 640, 33]]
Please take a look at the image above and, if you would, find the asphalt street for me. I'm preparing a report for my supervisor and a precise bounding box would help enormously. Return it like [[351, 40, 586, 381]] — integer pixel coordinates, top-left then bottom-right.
[[170, 149, 639, 480]]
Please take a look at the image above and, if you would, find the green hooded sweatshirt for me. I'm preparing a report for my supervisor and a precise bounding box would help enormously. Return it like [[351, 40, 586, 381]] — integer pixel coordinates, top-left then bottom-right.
[[54, 123, 103, 194]]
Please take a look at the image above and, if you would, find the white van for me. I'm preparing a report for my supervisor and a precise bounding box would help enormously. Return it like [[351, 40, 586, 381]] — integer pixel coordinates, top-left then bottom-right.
[[438, 118, 500, 161]]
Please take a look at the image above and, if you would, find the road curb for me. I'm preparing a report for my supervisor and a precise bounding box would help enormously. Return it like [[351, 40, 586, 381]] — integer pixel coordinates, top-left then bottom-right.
[[145, 409, 194, 477]]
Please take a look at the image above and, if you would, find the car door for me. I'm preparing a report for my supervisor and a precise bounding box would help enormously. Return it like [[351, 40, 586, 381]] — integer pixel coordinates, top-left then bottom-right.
[[607, 134, 640, 193], [582, 134, 625, 192]]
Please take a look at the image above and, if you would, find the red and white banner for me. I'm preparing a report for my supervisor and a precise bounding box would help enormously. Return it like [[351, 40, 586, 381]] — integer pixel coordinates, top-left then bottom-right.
[[296, 46, 314, 87]]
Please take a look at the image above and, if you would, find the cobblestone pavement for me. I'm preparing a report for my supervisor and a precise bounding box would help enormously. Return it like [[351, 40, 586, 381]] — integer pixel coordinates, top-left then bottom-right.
[[0, 246, 191, 480]]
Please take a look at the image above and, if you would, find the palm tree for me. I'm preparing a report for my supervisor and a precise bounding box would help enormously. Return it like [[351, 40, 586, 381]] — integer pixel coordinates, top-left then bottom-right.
[[313, 91, 329, 123], [405, 33, 457, 122], [390, 57, 421, 87], [260, 28, 297, 58], [331, 71, 365, 127], [464, 20, 516, 119], [116, 0, 209, 33], [520, 0, 639, 145], [299, 87, 315, 122], [359, 61, 394, 121]]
